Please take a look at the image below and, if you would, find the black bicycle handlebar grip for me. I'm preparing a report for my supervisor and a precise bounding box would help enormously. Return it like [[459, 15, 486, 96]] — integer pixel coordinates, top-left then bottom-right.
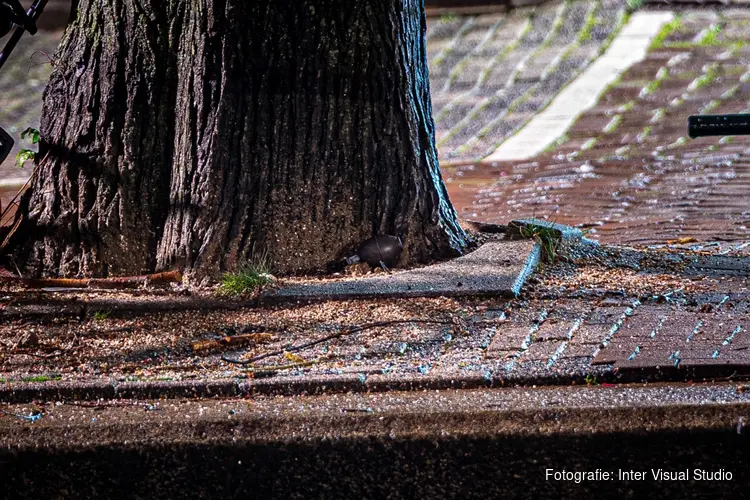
[[0, 126, 13, 165], [688, 114, 750, 139]]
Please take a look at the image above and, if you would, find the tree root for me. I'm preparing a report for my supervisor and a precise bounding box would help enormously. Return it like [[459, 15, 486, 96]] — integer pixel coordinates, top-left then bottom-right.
[[0, 270, 183, 289]]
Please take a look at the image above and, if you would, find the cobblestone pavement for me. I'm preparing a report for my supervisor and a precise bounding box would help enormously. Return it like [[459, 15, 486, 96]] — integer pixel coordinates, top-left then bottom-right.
[[446, 8, 750, 246], [1, 2, 624, 176], [427, 0, 627, 160]]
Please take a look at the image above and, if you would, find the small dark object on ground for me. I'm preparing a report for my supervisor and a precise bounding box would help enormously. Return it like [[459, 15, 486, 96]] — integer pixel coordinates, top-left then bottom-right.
[[14, 331, 37, 349], [357, 235, 403, 267]]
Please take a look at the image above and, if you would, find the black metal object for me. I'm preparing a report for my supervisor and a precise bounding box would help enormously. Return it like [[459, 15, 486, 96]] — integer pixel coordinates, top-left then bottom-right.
[[688, 114, 750, 139], [0, 0, 47, 70], [0, 0, 47, 164], [0, 0, 38, 36], [0, 126, 12, 163], [357, 235, 403, 267]]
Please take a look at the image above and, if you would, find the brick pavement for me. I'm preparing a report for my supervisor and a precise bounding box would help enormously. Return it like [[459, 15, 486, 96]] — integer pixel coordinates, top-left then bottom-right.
[[445, 8, 750, 246]]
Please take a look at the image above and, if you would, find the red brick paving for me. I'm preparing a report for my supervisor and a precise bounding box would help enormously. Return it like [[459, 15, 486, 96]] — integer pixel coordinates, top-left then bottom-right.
[[444, 9, 750, 246]]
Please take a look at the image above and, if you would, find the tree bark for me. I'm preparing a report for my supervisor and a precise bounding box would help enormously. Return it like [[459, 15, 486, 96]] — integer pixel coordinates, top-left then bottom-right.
[[5, 0, 469, 278]]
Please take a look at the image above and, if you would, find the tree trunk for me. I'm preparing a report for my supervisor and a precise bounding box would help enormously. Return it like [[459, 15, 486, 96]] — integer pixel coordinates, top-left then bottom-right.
[[5, 0, 469, 278]]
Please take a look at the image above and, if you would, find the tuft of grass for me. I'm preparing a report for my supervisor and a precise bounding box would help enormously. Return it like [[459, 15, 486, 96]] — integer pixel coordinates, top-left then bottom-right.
[[584, 374, 599, 386], [93, 310, 109, 321], [520, 225, 561, 263], [219, 254, 274, 297], [21, 374, 61, 383]]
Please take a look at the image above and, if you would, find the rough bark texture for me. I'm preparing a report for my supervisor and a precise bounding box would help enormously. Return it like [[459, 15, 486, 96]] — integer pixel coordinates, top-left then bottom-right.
[[6, 0, 469, 278]]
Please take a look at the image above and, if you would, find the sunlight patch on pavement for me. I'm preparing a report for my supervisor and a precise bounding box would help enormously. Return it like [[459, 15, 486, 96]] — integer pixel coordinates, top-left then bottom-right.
[[485, 11, 675, 162]]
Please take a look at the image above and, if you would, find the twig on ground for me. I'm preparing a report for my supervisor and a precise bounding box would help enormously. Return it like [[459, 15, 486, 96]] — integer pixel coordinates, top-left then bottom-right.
[[0, 270, 183, 289], [19, 350, 66, 359], [222, 319, 456, 365], [192, 332, 274, 354]]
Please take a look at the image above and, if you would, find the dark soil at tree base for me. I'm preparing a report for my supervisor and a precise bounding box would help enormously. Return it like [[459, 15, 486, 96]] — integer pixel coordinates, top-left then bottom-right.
[[3, 0, 469, 279]]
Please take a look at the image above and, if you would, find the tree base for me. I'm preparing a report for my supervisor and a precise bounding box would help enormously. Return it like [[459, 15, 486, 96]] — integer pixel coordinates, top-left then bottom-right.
[[4, 0, 470, 278]]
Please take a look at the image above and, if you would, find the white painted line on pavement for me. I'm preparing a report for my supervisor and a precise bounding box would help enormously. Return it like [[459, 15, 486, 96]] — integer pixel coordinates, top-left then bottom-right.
[[485, 11, 675, 162]]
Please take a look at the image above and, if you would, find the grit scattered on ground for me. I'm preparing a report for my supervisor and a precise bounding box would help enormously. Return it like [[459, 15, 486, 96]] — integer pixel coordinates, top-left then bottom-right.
[[1, 238, 748, 389]]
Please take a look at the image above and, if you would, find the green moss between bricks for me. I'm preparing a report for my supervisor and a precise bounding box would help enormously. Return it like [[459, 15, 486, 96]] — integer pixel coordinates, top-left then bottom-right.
[[698, 24, 722, 47], [689, 65, 719, 91], [440, 14, 458, 24], [577, 1, 600, 43], [650, 17, 682, 49], [544, 134, 569, 153], [603, 115, 622, 134]]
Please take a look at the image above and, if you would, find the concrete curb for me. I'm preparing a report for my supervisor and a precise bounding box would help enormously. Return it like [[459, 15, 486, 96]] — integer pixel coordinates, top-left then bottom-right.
[[3, 362, 749, 404], [261, 239, 542, 304]]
